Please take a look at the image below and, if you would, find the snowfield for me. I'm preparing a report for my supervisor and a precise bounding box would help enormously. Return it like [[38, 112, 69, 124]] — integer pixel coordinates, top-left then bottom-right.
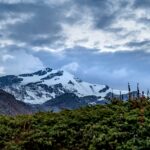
[[0, 68, 128, 104]]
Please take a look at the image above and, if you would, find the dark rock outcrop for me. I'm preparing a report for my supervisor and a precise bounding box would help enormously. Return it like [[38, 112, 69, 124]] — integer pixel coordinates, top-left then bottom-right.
[[0, 90, 35, 115]]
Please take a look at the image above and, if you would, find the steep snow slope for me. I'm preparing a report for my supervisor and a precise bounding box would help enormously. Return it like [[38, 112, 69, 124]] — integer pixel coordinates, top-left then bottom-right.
[[0, 68, 128, 104]]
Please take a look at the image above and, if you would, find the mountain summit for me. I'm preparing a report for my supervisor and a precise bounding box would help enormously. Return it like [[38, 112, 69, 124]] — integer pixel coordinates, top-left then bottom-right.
[[0, 68, 127, 104]]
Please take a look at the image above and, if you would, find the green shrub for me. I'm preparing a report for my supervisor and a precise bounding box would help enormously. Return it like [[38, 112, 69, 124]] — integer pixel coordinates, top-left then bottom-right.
[[1, 100, 150, 149]]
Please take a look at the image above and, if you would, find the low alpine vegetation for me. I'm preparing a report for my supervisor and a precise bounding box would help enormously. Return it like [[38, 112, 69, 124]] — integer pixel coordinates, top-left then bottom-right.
[[0, 98, 150, 150]]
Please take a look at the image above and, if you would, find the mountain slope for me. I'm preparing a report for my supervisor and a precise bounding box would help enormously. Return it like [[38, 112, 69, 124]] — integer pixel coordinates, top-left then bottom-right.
[[0, 68, 128, 104], [0, 90, 35, 115], [42, 93, 108, 112]]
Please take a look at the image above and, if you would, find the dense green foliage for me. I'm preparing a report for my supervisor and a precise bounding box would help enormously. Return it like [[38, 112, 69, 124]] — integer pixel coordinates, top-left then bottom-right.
[[1, 99, 150, 150]]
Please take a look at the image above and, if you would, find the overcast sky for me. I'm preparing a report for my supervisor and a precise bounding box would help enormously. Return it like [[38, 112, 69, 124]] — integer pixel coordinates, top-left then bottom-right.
[[0, 0, 150, 91]]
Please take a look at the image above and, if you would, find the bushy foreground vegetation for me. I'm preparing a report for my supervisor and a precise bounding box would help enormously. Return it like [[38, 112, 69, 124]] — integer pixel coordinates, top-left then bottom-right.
[[1, 98, 150, 150]]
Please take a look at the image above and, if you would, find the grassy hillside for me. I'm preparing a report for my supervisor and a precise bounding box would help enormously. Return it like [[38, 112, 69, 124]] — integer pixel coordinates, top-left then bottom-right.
[[1, 98, 150, 150]]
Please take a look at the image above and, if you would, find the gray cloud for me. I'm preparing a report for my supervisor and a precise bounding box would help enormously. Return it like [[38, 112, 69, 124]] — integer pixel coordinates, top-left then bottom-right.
[[133, 0, 150, 8], [0, 3, 65, 46], [72, 0, 117, 29], [0, 0, 149, 51], [125, 40, 150, 48], [34, 47, 150, 90]]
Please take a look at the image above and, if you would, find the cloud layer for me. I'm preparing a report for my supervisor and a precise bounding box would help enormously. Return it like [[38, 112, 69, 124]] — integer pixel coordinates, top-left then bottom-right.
[[0, 0, 149, 53], [0, 0, 150, 90]]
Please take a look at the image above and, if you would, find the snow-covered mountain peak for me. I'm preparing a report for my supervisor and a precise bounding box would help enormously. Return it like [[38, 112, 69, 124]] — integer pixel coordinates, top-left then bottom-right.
[[0, 68, 128, 104], [19, 67, 53, 77], [18, 68, 75, 85]]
